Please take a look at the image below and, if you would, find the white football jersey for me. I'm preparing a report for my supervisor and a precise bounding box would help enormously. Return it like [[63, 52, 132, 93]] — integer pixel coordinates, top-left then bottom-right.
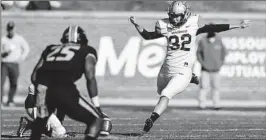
[[156, 15, 199, 74]]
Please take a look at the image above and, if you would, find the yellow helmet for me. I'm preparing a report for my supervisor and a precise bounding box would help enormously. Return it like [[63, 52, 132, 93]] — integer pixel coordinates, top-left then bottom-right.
[[168, 1, 191, 26]]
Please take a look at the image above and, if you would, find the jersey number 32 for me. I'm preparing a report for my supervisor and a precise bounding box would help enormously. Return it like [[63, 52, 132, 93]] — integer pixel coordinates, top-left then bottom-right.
[[168, 33, 191, 51]]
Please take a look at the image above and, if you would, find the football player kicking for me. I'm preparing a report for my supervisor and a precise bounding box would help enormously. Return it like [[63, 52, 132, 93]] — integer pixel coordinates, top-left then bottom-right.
[[19, 25, 111, 140], [129, 1, 250, 133]]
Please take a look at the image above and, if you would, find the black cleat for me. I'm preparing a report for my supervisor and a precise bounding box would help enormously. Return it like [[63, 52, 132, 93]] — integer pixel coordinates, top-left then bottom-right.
[[190, 73, 199, 85], [84, 135, 97, 140], [143, 118, 153, 133], [17, 117, 31, 137]]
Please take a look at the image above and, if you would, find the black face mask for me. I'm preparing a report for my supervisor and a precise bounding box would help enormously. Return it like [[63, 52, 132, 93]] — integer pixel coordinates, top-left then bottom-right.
[[169, 13, 185, 26]]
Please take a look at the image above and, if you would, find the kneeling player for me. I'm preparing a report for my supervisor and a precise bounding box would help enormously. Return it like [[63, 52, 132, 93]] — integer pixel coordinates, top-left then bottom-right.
[[19, 25, 111, 140], [17, 84, 112, 138]]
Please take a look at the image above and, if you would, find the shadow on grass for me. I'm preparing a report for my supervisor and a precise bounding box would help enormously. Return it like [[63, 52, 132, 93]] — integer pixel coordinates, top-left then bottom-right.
[[1, 134, 29, 138], [111, 132, 145, 137], [1, 132, 78, 139]]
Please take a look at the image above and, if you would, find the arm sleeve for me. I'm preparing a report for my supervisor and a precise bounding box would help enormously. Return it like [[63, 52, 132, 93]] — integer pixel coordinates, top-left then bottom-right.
[[137, 21, 164, 40], [87, 46, 98, 61], [138, 29, 164, 40], [196, 24, 230, 35]]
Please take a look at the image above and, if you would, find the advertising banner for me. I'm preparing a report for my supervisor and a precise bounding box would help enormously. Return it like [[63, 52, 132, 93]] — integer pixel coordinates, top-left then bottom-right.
[[2, 12, 266, 100]]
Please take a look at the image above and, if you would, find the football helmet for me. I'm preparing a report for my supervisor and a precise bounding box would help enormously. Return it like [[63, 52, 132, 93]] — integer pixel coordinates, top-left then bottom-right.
[[60, 25, 88, 45], [168, 1, 191, 26]]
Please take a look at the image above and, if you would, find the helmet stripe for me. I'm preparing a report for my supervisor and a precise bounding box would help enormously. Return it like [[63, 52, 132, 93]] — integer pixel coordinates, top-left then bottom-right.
[[68, 25, 72, 42], [73, 25, 78, 42], [68, 25, 78, 43]]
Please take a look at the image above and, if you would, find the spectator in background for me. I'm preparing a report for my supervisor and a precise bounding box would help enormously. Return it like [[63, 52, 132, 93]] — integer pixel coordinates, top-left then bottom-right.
[[1, 21, 30, 107], [1, 1, 29, 11], [26, 1, 61, 10], [1, 3, 5, 10], [127, 1, 143, 11], [196, 32, 227, 109], [1, 1, 61, 11]]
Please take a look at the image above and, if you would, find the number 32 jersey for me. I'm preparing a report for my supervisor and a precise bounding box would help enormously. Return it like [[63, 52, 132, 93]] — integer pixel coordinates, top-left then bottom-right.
[[156, 15, 199, 74], [37, 43, 97, 86]]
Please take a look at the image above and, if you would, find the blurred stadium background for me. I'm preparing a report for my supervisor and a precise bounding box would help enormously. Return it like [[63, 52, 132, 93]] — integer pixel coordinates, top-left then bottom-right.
[[1, 1, 266, 140], [1, 0, 266, 107]]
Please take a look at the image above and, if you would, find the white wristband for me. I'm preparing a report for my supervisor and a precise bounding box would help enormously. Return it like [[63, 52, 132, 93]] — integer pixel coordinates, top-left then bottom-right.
[[28, 84, 35, 95], [91, 96, 100, 107]]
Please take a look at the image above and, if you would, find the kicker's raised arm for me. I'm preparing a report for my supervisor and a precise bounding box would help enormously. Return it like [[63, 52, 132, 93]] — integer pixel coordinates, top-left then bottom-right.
[[196, 20, 251, 35], [129, 16, 163, 40]]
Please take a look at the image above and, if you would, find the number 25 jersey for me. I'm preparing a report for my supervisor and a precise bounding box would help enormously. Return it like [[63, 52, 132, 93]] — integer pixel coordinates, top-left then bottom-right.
[[156, 14, 199, 74], [37, 43, 97, 86]]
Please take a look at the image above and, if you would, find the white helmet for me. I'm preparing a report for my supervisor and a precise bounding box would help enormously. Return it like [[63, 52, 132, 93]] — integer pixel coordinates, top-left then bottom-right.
[[168, 1, 191, 26]]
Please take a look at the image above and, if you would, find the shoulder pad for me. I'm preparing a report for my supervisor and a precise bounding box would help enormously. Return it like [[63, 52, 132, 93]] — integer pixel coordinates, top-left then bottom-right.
[[156, 18, 170, 34], [42, 44, 61, 56], [46, 44, 60, 49], [187, 14, 199, 27], [156, 18, 170, 29], [85, 46, 98, 60], [190, 14, 200, 22]]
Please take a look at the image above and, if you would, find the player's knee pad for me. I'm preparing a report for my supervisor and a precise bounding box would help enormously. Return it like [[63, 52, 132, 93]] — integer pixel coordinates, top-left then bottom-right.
[[47, 113, 66, 138], [50, 126, 66, 138], [100, 113, 112, 136]]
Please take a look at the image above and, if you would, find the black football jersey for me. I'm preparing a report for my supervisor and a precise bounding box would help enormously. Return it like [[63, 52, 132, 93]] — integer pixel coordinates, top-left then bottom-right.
[[37, 43, 97, 86]]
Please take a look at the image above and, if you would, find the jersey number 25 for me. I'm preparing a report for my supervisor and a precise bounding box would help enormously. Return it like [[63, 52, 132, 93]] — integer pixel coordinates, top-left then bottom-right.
[[46, 46, 80, 61], [168, 34, 191, 51]]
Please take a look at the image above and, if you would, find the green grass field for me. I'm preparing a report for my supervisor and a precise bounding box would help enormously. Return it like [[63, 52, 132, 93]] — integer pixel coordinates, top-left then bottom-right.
[[2, 107, 266, 140]]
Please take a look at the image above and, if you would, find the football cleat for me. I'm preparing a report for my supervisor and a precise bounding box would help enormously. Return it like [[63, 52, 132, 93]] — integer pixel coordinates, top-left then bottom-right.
[[143, 118, 153, 132], [85, 135, 97, 140], [199, 102, 207, 109], [17, 117, 31, 137], [6, 102, 16, 107], [190, 73, 199, 85], [100, 113, 112, 136]]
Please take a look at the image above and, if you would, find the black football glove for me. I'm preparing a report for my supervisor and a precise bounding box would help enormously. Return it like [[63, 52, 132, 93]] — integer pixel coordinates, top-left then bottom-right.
[[190, 73, 200, 85]]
